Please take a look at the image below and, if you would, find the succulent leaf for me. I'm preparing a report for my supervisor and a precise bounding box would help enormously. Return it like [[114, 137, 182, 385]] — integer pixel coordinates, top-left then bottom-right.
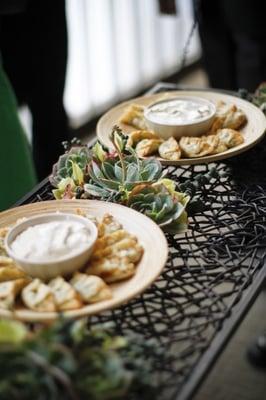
[[50, 146, 91, 187], [92, 141, 107, 162], [70, 161, 84, 185], [50, 127, 225, 233]]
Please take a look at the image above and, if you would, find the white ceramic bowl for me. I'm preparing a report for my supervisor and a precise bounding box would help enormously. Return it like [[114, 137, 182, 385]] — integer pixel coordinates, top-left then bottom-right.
[[144, 96, 216, 140], [5, 213, 98, 281]]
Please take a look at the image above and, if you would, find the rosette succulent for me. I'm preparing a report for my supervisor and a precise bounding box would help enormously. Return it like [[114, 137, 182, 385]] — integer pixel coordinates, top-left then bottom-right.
[[50, 126, 220, 233], [127, 179, 190, 234], [84, 127, 163, 202]]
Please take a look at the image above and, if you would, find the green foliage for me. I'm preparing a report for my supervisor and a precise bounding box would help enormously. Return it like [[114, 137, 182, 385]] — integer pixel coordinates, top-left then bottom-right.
[[50, 128, 221, 233], [85, 154, 163, 202], [238, 84, 266, 114], [0, 319, 158, 400], [50, 146, 92, 187], [127, 182, 189, 233]]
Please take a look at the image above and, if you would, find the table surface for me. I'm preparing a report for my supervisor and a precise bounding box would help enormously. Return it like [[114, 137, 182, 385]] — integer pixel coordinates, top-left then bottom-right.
[[14, 83, 266, 400]]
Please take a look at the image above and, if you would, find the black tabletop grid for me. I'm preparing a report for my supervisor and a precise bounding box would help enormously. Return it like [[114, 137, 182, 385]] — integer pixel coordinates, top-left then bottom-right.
[[16, 85, 266, 400]]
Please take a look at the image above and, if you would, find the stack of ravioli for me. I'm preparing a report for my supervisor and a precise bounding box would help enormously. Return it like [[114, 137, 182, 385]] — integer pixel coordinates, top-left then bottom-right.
[[0, 214, 143, 313], [120, 100, 247, 161]]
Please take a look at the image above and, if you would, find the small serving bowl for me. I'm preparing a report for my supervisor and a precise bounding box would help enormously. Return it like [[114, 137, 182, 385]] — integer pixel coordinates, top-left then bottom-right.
[[144, 96, 216, 140], [5, 213, 98, 281]]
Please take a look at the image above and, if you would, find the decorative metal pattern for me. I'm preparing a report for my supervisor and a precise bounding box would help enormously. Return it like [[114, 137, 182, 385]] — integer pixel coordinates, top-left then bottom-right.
[[16, 86, 266, 400]]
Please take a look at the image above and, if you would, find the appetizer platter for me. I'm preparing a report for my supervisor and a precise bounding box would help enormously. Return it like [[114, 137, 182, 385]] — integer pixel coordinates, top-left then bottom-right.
[[0, 200, 168, 322], [97, 90, 266, 165]]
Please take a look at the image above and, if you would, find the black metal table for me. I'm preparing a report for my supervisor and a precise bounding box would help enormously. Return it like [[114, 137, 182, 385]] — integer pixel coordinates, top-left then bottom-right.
[[15, 83, 266, 400]]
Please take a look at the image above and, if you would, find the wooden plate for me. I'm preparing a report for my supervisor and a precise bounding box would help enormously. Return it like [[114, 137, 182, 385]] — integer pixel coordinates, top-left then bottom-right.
[[0, 200, 168, 322], [97, 90, 266, 165]]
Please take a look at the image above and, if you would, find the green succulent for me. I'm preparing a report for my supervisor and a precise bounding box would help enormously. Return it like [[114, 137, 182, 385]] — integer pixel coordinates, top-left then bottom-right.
[[238, 84, 266, 114], [127, 180, 189, 233], [252, 84, 266, 113], [0, 319, 158, 400], [50, 127, 221, 234], [84, 126, 163, 202], [50, 146, 92, 187], [84, 155, 163, 201]]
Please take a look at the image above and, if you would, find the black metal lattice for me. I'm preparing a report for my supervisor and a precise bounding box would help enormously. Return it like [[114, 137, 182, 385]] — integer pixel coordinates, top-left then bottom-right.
[[16, 87, 266, 400]]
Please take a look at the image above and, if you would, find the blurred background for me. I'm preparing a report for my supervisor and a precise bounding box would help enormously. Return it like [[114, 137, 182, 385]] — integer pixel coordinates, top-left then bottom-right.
[[19, 0, 204, 140]]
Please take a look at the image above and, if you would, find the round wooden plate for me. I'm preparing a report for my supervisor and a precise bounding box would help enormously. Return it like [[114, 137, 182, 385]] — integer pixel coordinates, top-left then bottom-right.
[[0, 200, 168, 322], [97, 90, 266, 165]]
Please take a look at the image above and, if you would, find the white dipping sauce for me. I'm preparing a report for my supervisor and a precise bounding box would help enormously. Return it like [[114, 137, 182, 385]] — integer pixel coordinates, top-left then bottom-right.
[[11, 221, 91, 261], [146, 98, 212, 125]]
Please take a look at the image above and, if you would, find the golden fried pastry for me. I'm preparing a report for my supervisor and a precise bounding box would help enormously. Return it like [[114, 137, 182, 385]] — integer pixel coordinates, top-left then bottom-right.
[[208, 116, 226, 134], [75, 208, 98, 225], [204, 134, 219, 148], [92, 235, 138, 261], [200, 134, 224, 155], [223, 109, 247, 130], [209, 101, 247, 133], [97, 214, 122, 238], [216, 128, 244, 149], [0, 227, 9, 238], [89, 214, 143, 283], [0, 257, 27, 282], [0, 229, 8, 256], [0, 256, 14, 266], [126, 130, 160, 148], [110, 239, 143, 263], [70, 273, 112, 303], [93, 229, 136, 253], [216, 100, 234, 116], [0, 278, 30, 310], [0, 266, 27, 283], [120, 104, 147, 130], [92, 238, 143, 263], [48, 277, 82, 311], [158, 137, 181, 161], [179, 136, 213, 158], [136, 139, 162, 157], [22, 279, 56, 312], [87, 257, 136, 283]]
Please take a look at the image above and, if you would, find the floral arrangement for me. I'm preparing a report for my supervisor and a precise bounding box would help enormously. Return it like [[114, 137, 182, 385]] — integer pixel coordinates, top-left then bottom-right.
[[50, 126, 219, 234]]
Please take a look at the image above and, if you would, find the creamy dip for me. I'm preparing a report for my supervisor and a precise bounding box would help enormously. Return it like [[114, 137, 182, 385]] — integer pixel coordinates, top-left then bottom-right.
[[146, 98, 213, 125], [10, 221, 92, 261]]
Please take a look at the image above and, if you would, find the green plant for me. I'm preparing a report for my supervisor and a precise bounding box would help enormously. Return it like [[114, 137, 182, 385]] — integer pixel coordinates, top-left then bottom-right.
[[84, 126, 163, 202], [50, 127, 221, 233], [50, 146, 91, 187], [0, 318, 158, 400], [238, 84, 266, 114]]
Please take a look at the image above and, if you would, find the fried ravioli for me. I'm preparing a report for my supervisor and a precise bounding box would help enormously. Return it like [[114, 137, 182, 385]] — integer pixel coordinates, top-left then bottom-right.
[[97, 214, 122, 238], [158, 137, 181, 161], [120, 104, 147, 130], [22, 279, 56, 312], [48, 276, 82, 311], [127, 130, 160, 148], [87, 257, 136, 283], [70, 273, 112, 303], [0, 256, 28, 282], [0, 278, 30, 310], [179, 136, 214, 158], [209, 101, 247, 134], [216, 128, 244, 149], [135, 139, 162, 157]]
